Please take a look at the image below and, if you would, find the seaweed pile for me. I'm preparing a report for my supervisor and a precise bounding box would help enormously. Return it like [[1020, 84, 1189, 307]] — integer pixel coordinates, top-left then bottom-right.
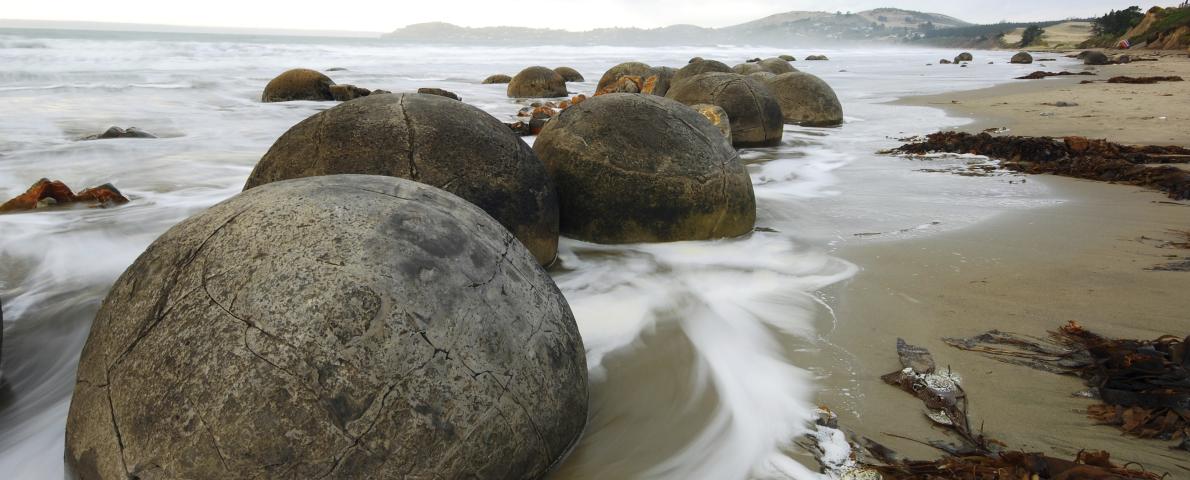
[[1015, 71, 1096, 80], [947, 321, 1189, 452], [1106, 76, 1185, 84], [804, 338, 1173, 479], [889, 132, 1190, 200]]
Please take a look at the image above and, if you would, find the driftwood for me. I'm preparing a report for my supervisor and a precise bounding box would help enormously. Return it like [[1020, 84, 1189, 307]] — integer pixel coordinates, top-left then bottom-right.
[[806, 339, 1171, 479], [945, 321, 1189, 450]]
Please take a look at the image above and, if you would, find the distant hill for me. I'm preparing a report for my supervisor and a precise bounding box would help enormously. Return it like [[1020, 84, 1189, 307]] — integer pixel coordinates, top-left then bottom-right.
[[383, 8, 971, 46]]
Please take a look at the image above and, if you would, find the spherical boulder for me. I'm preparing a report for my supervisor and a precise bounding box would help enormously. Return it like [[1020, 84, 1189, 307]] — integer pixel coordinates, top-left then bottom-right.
[[482, 74, 512, 84], [261, 68, 335, 102], [554, 66, 585, 82], [1084, 51, 1109, 65], [778, 54, 796, 62], [244, 93, 560, 266], [757, 57, 796, 74], [533, 94, 755, 243], [507, 66, 568, 98], [955, 52, 974, 63], [1010, 52, 1034, 64], [665, 72, 784, 148], [733, 63, 765, 75], [64, 175, 588, 480], [671, 59, 733, 87], [805, 55, 829, 61], [760, 72, 843, 127], [596, 61, 653, 92]]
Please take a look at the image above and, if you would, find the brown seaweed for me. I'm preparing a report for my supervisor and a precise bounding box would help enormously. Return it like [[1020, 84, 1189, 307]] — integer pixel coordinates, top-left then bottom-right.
[[889, 131, 1190, 200], [809, 339, 1170, 479]]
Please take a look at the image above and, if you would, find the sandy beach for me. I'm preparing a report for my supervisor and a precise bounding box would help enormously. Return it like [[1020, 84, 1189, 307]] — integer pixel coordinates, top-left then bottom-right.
[[821, 51, 1190, 475]]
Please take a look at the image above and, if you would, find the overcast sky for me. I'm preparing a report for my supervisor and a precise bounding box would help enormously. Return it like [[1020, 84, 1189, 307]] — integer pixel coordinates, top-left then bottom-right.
[[3, 1, 1149, 32]]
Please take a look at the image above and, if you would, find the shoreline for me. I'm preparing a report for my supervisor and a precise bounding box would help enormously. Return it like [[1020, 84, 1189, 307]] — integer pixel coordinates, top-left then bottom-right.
[[818, 54, 1190, 473], [892, 51, 1190, 147]]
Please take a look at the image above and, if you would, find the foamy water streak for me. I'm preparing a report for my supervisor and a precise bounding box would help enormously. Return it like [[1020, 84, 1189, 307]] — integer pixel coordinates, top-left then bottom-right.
[[0, 29, 1073, 478]]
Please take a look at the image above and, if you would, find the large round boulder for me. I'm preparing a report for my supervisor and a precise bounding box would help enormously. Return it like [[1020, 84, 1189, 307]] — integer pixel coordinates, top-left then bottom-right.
[[757, 57, 796, 74], [955, 52, 974, 63], [244, 93, 560, 266], [533, 94, 755, 243], [64, 175, 588, 479], [760, 72, 843, 127], [596, 61, 653, 92], [262, 68, 335, 102], [665, 72, 784, 148], [671, 59, 733, 87], [1010, 52, 1034, 64], [1084, 51, 1110, 65], [507, 66, 568, 98], [553, 66, 585, 82]]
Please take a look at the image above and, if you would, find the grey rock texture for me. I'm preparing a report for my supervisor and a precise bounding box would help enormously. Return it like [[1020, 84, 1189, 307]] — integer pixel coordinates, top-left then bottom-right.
[[553, 67, 584, 82], [507, 66, 568, 98], [665, 72, 784, 148], [533, 94, 755, 244], [64, 175, 588, 479], [760, 72, 844, 127], [243, 93, 560, 266], [261, 68, 335, 102]]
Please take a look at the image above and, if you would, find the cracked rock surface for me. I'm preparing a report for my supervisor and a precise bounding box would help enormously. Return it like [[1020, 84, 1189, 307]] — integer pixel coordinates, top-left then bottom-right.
[[243, 93, 560, 266], [533, 94, 755, 244], [65, 175, 588, 479]]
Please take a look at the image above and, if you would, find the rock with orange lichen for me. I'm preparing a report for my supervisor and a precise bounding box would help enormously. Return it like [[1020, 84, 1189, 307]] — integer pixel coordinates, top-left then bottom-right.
[[595, 75, 642, 95], [0, 179, 129, 214]]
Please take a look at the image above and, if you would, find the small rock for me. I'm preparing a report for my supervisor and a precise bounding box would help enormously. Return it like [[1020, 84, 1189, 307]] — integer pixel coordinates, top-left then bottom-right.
[[85, 126, 157, 140], [329, 84, 371, 101], [805, 55, 829, 61], [482, 74, 512, 84]]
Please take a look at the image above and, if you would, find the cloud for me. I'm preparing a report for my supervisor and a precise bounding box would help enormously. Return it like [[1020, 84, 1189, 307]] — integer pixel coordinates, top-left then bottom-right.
[[3, 0, 1131, 32]]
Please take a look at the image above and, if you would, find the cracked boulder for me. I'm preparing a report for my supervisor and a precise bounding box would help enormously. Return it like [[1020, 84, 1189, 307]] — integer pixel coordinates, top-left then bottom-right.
[[665, 72, 784, 148], [533, 94, 755, 243], [243, 92, 560, 266], [64, 174, 588, 479], [757, 71, 843, 127], [261, 68, 336, 102]]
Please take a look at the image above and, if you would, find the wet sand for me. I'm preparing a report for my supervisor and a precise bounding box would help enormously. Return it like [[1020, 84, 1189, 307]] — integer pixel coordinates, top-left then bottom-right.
[[821, 52, 1190, 475]]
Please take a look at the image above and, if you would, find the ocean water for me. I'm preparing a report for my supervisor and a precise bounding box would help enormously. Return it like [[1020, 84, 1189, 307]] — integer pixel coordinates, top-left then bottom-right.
[[0, 29, 1074, 479]]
